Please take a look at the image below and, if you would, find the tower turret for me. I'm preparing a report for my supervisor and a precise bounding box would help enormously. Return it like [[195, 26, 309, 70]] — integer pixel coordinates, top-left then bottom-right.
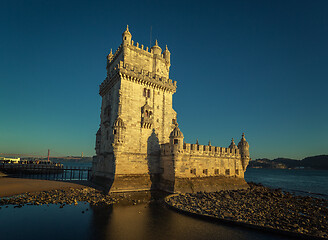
[[163, 45, 171, 63], [106, 49, 113, 72], [107, 49, 113, 61], [229, 138, 237, 149], [237, 133, 250, 171], [122, 25, 132, 45], [169, 123, 184, 152], [151, 40, 162, 55]]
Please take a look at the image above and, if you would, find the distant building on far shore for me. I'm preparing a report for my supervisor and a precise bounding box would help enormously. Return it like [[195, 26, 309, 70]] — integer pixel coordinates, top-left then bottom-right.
[[91, 26, 250, 193], [0, 157, 21, 164]]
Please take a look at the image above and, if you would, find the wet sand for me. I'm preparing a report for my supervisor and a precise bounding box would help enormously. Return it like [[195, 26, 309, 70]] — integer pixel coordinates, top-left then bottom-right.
[[0, 177, 86, 197]]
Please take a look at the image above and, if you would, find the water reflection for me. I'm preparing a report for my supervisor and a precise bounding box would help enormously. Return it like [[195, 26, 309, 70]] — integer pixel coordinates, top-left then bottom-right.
[[89, 202, 294, 240], [0, 195, 294, 240]]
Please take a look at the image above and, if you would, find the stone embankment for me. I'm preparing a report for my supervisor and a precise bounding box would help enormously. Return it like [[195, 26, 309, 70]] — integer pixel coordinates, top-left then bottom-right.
[[165, 183, 328, 239], [0, 187, 149, 208]]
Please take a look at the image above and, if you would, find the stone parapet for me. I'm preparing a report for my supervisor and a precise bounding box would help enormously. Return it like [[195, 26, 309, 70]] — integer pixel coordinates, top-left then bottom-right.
[[160, 142, 240, 158]]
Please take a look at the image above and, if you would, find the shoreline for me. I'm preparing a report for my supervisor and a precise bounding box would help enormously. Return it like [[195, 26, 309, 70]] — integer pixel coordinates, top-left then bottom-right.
[[0, 177, 161, 206], [1, 177, 327, 239], [165, 183, 328, 239], [0, 177, 88, 198]]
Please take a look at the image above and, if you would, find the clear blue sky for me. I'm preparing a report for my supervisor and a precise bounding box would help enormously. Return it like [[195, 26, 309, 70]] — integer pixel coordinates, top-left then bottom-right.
[[0, 0, 327, 159]]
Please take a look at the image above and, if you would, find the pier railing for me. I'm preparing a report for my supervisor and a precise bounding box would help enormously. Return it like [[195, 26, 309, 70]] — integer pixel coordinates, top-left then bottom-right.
[[0, 163, 91, 181]]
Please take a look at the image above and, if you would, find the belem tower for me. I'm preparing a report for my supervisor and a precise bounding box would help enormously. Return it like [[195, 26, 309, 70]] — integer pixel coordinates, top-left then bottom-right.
[[91, 26, 250, 193]]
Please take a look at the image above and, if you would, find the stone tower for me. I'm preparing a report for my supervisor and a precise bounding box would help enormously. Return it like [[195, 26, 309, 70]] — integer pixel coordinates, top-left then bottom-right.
[[91, 26, 177, 190], [92, 26, 250, 193]]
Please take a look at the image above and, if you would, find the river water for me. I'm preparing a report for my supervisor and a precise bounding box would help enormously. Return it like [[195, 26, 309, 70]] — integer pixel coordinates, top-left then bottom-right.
[[1, 167, 327, 240], [0, 201, 294, 240], [244, 168, 328, 199]]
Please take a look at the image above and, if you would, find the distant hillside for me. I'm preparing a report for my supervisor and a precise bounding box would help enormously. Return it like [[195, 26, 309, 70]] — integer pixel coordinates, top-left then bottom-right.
[[302, 155, 328, 169], [249, 155, 328, 170]]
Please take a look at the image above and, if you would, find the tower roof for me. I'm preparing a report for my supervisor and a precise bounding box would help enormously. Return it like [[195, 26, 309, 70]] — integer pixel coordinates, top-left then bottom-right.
[[151, 39, 162, 53], [123, 25, 131, 35], [164, 45, 170, 53], [229, 138, 237, 149], [238, 133, 249, 147], [107, 49, 113, 60], [170, 124, 184, 138]]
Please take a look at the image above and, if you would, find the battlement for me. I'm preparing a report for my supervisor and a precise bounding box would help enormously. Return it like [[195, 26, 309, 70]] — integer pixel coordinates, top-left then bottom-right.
[[160, 142, 240, 157], [99, 27, 173, 96], [100, 60, 177, 95], [108, 41, 168, 61]]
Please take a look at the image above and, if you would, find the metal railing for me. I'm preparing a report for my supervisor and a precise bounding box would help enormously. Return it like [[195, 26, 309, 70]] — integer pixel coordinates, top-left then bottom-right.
[[0, 163, 91, 181]]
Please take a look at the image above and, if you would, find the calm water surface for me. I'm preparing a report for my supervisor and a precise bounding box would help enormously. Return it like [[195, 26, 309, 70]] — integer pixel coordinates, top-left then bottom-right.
[[245, 168, 328, 198], [0, 202, 293, 240]]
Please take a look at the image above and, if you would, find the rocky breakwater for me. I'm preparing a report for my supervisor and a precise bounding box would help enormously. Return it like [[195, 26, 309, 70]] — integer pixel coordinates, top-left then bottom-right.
[[0, 187, 150, 208], [165, 183, 328, 239]]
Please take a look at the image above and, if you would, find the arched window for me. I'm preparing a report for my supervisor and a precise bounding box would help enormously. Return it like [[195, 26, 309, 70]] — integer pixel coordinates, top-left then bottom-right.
[[145, 110, 148, 117], [147, 89, 150, 98]]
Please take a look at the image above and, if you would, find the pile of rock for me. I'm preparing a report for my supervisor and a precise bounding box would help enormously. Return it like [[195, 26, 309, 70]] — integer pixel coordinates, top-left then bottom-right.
[[166, 183, 328, 239], [0, 187, 118, 207]]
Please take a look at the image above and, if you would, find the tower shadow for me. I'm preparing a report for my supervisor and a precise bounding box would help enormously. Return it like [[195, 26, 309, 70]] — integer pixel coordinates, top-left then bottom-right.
[[147, 129, 160, 192]]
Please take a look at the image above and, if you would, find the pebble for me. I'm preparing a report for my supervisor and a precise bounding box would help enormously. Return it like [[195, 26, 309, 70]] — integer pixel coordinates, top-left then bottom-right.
[[166, 183, 328, 239]]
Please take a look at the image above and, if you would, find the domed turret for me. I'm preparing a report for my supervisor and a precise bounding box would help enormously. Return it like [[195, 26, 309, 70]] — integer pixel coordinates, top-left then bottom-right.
[[170, 124, 184, 138], [107, 49, 113, 62], [238, 133, 250, 171], [107, 49, 113, 61], [151, 40, 162, 55], [229, 138, 238, 149], [122, 25, 132, 45], [106, 49, 113, 71], [163, 45, 171, 63], [169, 123, 184, 151]]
